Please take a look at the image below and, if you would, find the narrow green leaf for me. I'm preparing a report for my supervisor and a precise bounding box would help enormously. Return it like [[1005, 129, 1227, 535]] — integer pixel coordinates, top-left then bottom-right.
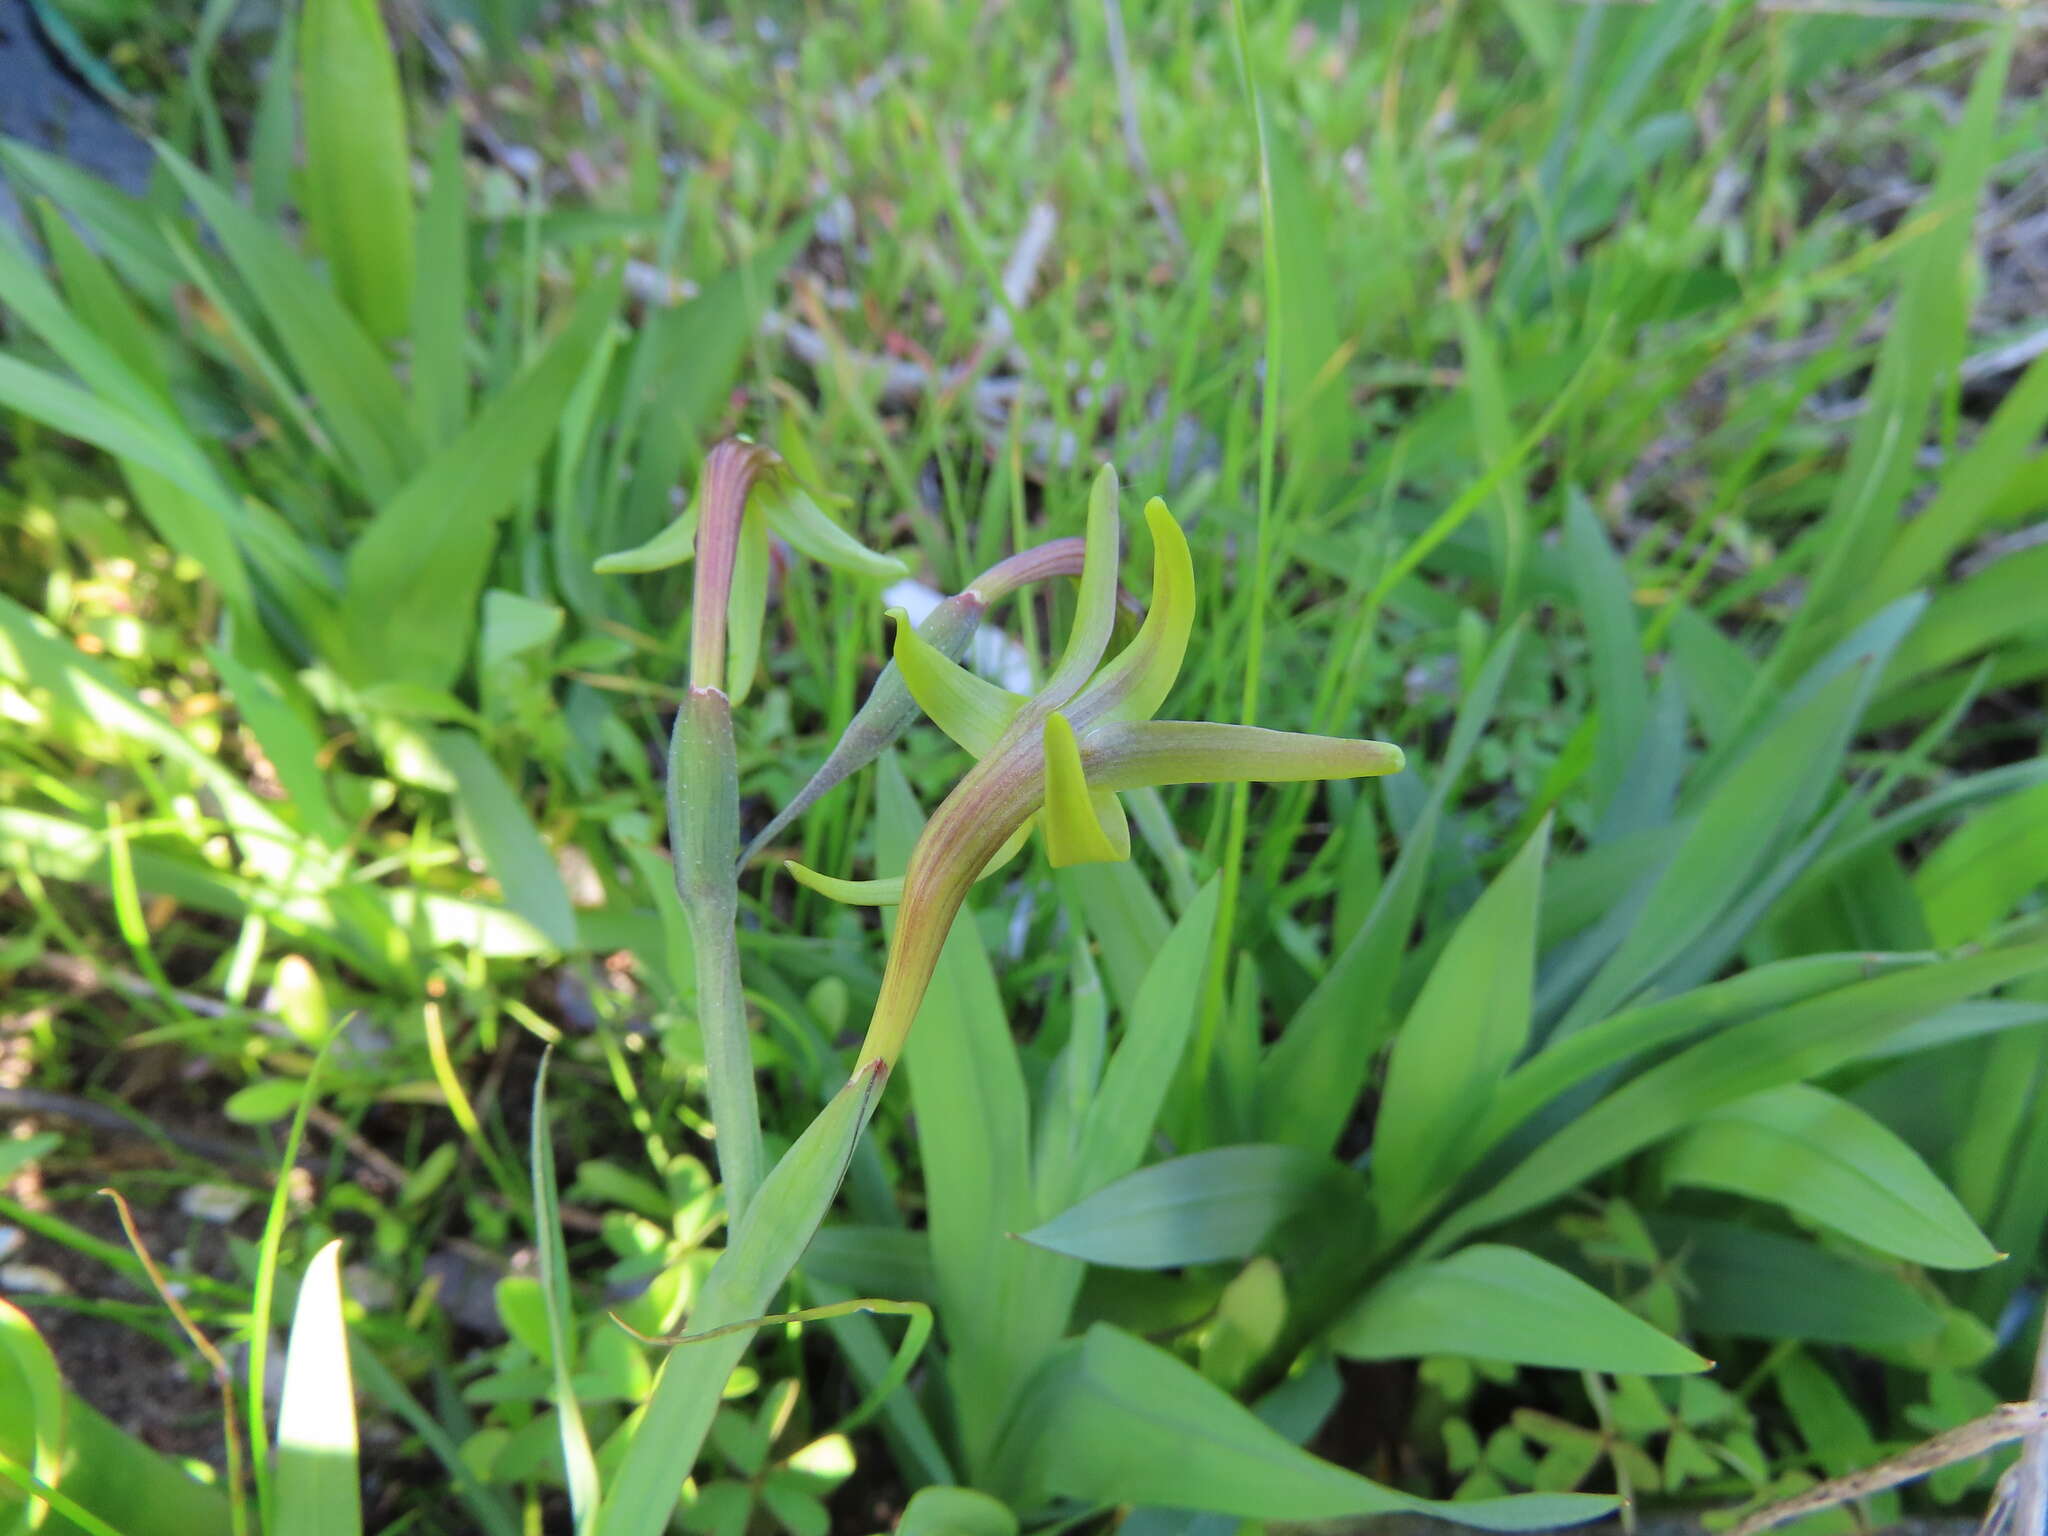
[[532, 1052, 601, 1532], [1886, 545, 2048, 703], [209, 647, 350, 848], [1374, 820, 1550, 1232], [1262, 621, 1525, 1153], [434, 730, 578, 952], [33, 201, 169, 399], [1666, 604, 1755, 747], [161, 146, 419, 500], [248, 1041, 332, 1528], [0, 1297, 67, 1510], [411, 116, 471, 447], [1654, 1218, 1944, 1347], [988, 1324, 1612, 1530], [1488, 952, 1933, 1151], [897, 1487, 1017, 1536], [872, 754, 1074, 1477], [0, 141, 182, 303], [1263, 116, 1349, 495], [1072, 880, 1222, 1192], [1661, 1084, 1999, 1269], [1018, 1145, 1337, 1270], [1564, 492, 1647, 824], [1558, 667, 1868, 1034], [249, 8, 297, 217], [1436, 939, 2048, 1248], [300, 0, 415, 339], [0, 230, 260, 615], [1056, 860, 1171, 1019], [1330, 1245, 1708, 1374], [1861, 347, 2048, 623], [1454, 292, 1527, 610], [345, 276, 619, 687], [1788, 32, 2011, 657], [276, 1240, 363, 1536], [1913, 779, 2048, 946]]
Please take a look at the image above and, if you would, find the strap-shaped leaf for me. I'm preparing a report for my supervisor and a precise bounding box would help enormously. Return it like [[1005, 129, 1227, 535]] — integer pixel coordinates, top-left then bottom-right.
[[1040, 464, 1123, 708], [1660, 1084, 1999, 1269], [1330, 1245, 1708, 1374], [1043, 713, 1129, 867], [1083, 721, 1405, 791], [892, 607, 1025, 756], [1080, 497, 1195, 725]]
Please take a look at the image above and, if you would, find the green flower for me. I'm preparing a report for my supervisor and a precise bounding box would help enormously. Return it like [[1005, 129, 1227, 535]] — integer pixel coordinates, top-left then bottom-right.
[[793, 465, 1405, 1075], [737, 534, 1090, 871]]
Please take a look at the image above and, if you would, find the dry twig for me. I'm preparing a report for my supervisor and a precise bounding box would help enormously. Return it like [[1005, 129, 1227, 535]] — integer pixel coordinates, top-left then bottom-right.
[[1726, 1400, 2048, 1536]]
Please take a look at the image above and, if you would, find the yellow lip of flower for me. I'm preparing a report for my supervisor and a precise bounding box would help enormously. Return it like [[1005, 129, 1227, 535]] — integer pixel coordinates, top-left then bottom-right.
[[789, 465, 1405, 1076]]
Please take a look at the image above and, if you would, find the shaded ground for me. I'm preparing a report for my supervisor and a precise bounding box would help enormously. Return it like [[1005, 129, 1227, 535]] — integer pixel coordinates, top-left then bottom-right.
[[0, 0, 151, 234]]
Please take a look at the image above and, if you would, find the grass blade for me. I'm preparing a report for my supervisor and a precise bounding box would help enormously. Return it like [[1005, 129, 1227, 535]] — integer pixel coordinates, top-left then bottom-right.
[[1779, 30, 2012, 666], [411, 116, 471, 448], [1374, 819, 1550, 1234], [531, 1050, 601, 1532], [247, 1041, 332, 1532], [275, 1241, 362, 1536], [1564, 491, 1648, 826], [300, 0, 415, 340], [434, 730, 579, 952], [1436, 939, 2048, 1250], [161, 145, 420, 500]]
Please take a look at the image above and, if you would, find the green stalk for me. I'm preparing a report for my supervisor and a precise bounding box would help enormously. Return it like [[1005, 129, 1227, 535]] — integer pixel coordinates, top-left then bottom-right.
[[668, 686, 761, 1220], [670, 441, 768, 1222]]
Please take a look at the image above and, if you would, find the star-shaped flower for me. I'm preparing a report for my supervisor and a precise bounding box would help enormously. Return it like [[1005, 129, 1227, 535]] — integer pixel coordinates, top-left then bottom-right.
[[791, 465, 1405, 1075]]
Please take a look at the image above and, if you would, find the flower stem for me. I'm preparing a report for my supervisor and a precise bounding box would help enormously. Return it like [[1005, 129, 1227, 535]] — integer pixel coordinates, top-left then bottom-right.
[[668, 686, 763, 1221]]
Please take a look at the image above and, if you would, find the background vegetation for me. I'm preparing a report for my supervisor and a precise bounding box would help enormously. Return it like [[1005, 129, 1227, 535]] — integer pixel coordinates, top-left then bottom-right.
[[3, 1, 2048, 1533]]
